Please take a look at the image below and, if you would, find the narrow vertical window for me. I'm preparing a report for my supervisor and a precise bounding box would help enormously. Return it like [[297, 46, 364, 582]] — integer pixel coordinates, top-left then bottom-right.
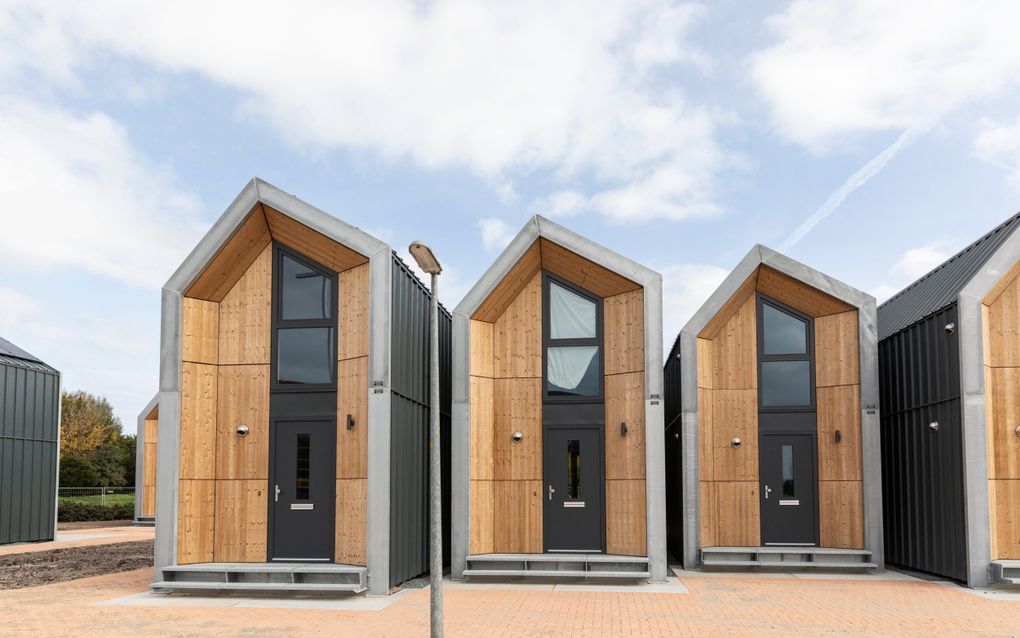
[[781, 444, 795, 499], [758, 296, 814, 409], [544, 275, 603, 399], [567, 439, 581, 498], [272, 245, 338, 388], [296, 433, 310, 499]]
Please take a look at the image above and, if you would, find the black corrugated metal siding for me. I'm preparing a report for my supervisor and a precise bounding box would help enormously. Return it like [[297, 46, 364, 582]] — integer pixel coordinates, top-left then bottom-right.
[[878, 305, 966, 581], [663, 337, 684, 564], [0, 353, 60, 545], [878, 212, 1020, 340], [389, 254, 452, 587]]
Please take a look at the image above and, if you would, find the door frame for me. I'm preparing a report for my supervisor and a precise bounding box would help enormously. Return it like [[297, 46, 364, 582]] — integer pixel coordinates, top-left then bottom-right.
[[267, 415, 337, 562], [541, 416, 607, 554], [758, 430, 820, 547]]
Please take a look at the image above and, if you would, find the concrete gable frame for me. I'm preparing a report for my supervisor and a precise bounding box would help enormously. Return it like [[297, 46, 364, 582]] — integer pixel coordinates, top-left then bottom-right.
[[677, 245, 883, 570], [957, 222, 1020, 586], [155, 178, 395, 594], [134, 393, 159, 524], [450, 215, 667, 581]]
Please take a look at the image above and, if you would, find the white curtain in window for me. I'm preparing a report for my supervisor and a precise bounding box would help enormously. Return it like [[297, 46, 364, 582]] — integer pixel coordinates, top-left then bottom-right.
[[547, 346, 598, 391], [550, 283, 596, 339]]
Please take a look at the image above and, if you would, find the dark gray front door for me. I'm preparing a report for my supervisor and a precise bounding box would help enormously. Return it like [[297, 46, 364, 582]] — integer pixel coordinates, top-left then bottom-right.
[[543, 427, 604, 553], [270, 418, 336, 561], [760, 433, 817, 546]]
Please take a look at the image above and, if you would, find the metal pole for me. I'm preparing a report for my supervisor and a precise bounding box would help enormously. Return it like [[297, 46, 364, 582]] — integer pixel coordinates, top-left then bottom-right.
[[429, 271, 443, 637]]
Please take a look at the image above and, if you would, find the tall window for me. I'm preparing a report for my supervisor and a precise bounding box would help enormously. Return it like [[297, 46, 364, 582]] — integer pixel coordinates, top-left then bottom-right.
[[272, 245, 338, 388], [757, 295, 813, 409], [544, 274, 603, 400]]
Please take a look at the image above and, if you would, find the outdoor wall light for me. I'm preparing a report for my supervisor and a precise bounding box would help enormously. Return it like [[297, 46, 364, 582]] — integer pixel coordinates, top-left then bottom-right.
[[731, 437, 742, 448], [236, 424, 250, 437], [1015, 425, 1020, 438], [945, 322, 956, 334], [929, 421, 940, 432], [512, 431, 523, 443]]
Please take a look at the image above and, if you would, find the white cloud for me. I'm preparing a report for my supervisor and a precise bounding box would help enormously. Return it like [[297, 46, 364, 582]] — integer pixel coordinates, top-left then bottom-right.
[[751, 1, 1020, 150], [659, 262, 729, 354], [0, 0, 731, 223], [0, 98, 204, 288], [974, 115, 1020, 182], [478, 218, 516, 253], [0, 287, 40, 327], [872, 241, 954, 302]]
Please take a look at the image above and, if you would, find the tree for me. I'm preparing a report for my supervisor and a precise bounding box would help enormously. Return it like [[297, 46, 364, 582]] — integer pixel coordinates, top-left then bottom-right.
[[60, 455, 100, 488], [60, 390, 121, 458]]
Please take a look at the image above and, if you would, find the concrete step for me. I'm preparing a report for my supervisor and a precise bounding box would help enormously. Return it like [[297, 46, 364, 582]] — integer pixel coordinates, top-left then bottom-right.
[[465, 554, 650, 580], [991, 560, 1020, 586], [133, 517, 155, 527], [152, 581, 366, 594], [156, 563, 368, 594], [700, 547, 875, 571]]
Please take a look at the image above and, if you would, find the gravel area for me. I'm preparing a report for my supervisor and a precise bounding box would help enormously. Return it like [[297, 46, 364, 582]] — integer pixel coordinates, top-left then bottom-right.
[[0, 540, 153, 589]]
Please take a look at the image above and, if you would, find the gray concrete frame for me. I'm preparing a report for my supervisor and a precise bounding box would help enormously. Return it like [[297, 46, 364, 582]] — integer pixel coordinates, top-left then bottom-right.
[[450, 215, 667, 582], [155, 178, 394, 595], [678, 245, 884, 571], [957, 223, 1020, 587], [134, 393, 159, 524]]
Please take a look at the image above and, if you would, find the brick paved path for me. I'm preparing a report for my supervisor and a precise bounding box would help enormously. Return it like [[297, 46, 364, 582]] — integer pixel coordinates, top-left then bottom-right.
[[3, 567, 1020, 637]]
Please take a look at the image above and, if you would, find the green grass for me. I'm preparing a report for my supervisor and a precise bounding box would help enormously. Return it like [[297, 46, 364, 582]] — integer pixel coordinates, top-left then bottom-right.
[[58, 493, 135, 506]]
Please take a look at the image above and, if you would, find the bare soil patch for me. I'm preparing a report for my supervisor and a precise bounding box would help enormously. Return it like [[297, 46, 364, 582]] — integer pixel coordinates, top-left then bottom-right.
[[57, 520, 134, 530], [0, 540, 153, 589]]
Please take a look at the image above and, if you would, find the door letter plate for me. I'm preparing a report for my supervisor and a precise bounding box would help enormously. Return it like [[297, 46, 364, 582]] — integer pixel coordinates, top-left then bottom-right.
[[778, 499, 799, 506], [290, 503, 314, 510], [563, 501, 585, 508]]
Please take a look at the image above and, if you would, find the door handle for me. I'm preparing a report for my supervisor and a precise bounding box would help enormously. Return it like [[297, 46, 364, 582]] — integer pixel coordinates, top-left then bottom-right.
[[764, 485, 771, 500], [548, 485, 556, 501], [275, 484, 281, 503]]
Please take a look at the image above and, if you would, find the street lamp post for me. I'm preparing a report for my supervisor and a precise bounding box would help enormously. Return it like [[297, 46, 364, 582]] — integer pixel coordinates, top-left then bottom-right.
[[408, 241, 443, 638]]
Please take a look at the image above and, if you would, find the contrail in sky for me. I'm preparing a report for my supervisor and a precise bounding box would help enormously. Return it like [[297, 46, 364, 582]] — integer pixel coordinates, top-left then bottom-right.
[[780, 125, 929, 251]]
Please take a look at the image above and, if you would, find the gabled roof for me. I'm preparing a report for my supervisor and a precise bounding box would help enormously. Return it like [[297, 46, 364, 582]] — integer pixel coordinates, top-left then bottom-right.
[[0, 336, 57, 373], [165, 178, 390, 299], [454, 215, 660, 321], [678, 244, 872, 346], [877, 212, 1020, 340]]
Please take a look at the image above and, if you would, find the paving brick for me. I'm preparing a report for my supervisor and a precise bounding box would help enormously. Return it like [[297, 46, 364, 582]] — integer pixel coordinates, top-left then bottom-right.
[[3, 566, 1020, 637]]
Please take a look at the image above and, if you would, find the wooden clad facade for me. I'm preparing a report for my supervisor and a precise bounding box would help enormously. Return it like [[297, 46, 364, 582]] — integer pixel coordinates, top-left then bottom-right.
[[696, 265, 865, 550], [175, 212, 370, 565], [468, 239, 648, 557], [983, 259, 1020, 560], [141, 405, 159, 518]]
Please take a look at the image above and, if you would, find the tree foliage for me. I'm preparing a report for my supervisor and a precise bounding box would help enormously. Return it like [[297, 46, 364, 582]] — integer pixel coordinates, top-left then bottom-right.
[[60, 390, 121, 457], [58, 390, 135, 487]]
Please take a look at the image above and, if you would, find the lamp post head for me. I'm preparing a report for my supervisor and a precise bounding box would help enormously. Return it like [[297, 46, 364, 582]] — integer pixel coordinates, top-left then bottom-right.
[[409, 241, 442, 275]]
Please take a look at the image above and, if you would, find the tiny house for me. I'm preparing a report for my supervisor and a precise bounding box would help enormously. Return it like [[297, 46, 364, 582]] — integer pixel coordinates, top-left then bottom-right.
[[665, 246, 883, 571], [153, 178, 449, 595], [134, 394, 158, 526], [0, 336, 60, 545], [879, 212, 1020, 587], [451, 216, 667, 581]]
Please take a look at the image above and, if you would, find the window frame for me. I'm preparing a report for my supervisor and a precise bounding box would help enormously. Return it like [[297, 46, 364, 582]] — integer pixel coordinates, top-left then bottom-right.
[[756, 293, 815, 411], [270, 242, 339, 392], [541, 271, 604, 403]]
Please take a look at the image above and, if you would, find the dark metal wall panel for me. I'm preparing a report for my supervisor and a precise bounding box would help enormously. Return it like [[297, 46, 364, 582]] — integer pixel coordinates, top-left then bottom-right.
[[663, 337, 684, 564], [0, 357, 59, 545], [388, 253, 453, 586], [879, 304, 967, 581]]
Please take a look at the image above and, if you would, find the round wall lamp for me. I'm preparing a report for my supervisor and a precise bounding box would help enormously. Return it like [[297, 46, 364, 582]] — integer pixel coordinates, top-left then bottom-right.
[[236, 424, 250, 437], [731, 437, 742, 448], [512, 431, 523, 443]]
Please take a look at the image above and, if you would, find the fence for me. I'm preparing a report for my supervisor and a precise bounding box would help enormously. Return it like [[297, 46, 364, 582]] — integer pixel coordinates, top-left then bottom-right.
[[58, 487, 135, 507]]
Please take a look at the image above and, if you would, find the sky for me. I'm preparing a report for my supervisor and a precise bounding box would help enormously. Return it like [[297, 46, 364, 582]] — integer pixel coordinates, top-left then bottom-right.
[[2, 0, 1020, 428]]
